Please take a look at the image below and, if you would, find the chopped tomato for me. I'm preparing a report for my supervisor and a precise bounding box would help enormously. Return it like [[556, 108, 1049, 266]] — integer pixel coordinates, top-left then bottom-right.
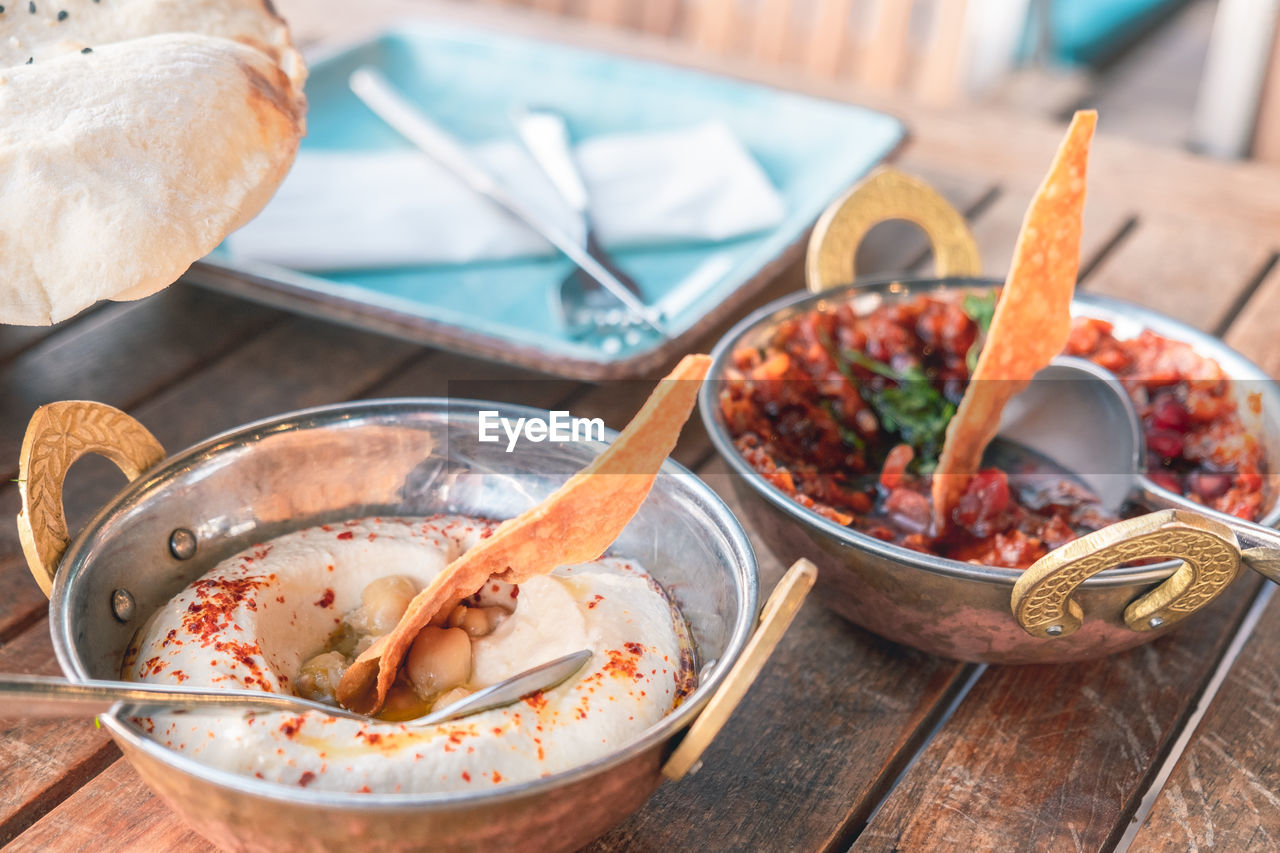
[[722, 293, 1268, 569]]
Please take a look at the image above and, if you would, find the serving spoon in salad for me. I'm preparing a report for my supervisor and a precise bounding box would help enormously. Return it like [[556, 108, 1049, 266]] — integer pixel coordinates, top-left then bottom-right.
[[999, 356, 1280, 582], [0, 649, 592, 728]]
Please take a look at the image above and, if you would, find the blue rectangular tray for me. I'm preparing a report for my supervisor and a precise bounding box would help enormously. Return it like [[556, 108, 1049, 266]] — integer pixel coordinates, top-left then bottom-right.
[[191, 21, 905, 379]]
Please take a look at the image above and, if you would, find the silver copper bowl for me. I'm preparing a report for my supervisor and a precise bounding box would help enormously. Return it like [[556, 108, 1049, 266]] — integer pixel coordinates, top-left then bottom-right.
[[698, 169, 1280, 664], [18, 398, 812, 852]]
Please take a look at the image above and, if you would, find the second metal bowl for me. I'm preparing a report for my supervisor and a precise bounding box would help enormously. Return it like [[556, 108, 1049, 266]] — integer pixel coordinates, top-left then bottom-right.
[[700, 276, 1280, 664]]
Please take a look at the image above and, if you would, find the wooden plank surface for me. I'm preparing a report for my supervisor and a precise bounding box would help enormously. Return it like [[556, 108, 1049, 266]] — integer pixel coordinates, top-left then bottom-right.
[[0, 623, 118, 844], [1222, 260, 1280, 377], [1128, 583, 1280, 852], [1084, 213, 1275, 333], [6, 760, 212, 853], [0, 307, 422, 647], [0, 287, 281, 479], [854, 575, 1265, 852]]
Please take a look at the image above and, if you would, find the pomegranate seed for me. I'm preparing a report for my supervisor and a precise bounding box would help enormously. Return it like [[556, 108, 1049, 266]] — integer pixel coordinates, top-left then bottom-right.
[[952, 470, 1011, 535], [1146, 429, 1184, 459], [1149, 395, 1189, 431], [1188, 471, 1232, 500], [880, 444, 915, 490], [885, 488, 931, 533], [1148, 471, 1182, 494]]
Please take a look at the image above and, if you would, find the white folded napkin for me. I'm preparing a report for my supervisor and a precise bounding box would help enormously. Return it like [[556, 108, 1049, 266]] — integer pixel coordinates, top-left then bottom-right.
[[224, 121, 786, 272]]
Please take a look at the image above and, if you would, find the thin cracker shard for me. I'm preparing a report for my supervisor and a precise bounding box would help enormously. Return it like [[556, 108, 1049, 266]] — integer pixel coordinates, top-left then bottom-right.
[[931, 110, 1096, 533], [335, 354, 713, 715]]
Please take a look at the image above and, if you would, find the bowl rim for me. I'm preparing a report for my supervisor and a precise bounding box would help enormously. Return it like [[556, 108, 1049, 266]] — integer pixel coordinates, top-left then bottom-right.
[[700, 275, 1280, 589], [49, 397, 760, 809]]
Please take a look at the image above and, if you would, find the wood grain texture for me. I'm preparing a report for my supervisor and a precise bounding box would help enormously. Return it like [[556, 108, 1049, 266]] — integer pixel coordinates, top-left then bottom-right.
[[7, 760, 213, 853], [1083, 213, 1275, 332], [0, 310, 103, 366], [855, 574, 1265, 852], [1224, 261, 1280, 377], [806, 0, 854, 78], [0, 622, 119, 844], [1128, 586, 1280, 852], [967, 190, 1134, 281], [358, 349, 580, 406], [913, 0, 967, 106], [0, 313, 422, 657], [0, 285, 281, 479], [750, 0, 794, 65], [640, 0, 682, 36]]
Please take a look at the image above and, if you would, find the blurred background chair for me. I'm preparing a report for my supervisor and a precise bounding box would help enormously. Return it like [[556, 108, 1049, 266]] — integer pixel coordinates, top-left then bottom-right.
[[1190, 0, 1280, 159], [300, 0, 1280, 161], [466, 0, 1028, 107]]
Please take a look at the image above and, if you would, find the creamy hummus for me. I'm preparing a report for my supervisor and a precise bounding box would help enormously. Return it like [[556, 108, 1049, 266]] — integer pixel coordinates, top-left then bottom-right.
[[124, 515, 694, 793]]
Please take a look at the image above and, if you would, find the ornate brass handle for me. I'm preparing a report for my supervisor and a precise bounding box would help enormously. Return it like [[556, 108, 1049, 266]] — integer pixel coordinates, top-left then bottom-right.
[[17, 401, 166, 597], [662, 558, 817, 780], [1011, 509, 1243, 638], [805, 167, 981, 294]]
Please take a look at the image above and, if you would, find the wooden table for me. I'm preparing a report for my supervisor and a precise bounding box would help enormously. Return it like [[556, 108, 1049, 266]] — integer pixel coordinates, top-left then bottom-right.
[[3, 4, 1280, 850]]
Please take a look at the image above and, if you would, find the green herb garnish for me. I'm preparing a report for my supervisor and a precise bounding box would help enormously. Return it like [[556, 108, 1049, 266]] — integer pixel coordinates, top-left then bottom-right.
[[840, 350, 955, 465], [962, 290, 998, 372]]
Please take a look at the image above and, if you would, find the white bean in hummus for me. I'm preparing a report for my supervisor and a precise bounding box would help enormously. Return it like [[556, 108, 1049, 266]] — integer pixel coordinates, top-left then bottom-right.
[[123, 515, 695, 793]]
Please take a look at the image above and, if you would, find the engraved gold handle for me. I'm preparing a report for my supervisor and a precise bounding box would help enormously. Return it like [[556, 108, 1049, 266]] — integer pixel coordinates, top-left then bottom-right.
[[805, 167, 981, 294], [1011, 509, 1243, 638], [17, 401, 166, 597], [662, 558, 817, 781]]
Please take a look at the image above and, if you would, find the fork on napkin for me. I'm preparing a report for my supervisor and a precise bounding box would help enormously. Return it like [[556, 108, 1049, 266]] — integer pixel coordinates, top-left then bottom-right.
[[224, 120, 786, 273]]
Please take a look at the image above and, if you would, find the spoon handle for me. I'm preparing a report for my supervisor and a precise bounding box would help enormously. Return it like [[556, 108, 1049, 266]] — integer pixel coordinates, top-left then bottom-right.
[[410, 649, 592, 727], [0, 675, 366, 721], [1229, 523, 1280, 584], [1140, 486, 1280, 583]]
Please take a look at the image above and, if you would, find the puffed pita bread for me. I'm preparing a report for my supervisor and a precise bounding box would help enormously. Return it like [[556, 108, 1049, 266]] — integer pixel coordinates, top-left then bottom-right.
[[0, 1, 305, 325]]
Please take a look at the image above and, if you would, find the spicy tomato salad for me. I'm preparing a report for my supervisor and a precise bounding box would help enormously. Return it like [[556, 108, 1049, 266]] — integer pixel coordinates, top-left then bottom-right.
[[718, 291, 1267, 568]]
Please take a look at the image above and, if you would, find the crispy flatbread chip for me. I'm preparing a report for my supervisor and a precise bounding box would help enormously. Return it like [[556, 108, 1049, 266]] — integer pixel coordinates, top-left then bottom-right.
[[336, 354, 713, 715], [931, 110, 1096, 531]]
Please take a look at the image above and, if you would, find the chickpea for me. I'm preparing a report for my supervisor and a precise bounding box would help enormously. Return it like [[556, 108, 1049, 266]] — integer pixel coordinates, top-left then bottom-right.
[[445, 604, 467, 629], [295, 651, 347, 702], [405, 626, 472, 698], [347, 575, 419, 637], [446, 604, 507, 638]]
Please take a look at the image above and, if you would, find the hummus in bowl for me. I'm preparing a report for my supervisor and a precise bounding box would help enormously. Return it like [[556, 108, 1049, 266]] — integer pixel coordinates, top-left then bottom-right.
[[32, 399, 760, 852], [123, 514, 694, 793]]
